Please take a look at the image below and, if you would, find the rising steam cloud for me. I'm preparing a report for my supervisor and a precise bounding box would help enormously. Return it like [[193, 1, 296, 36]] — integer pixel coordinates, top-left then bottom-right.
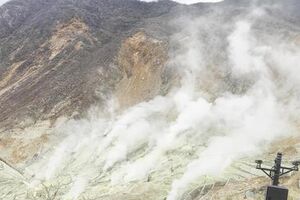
[[22, 2, 300, 200]]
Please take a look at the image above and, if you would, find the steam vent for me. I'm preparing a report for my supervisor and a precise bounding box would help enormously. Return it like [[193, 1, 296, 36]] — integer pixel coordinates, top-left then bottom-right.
[[0, 0, 300, 199]]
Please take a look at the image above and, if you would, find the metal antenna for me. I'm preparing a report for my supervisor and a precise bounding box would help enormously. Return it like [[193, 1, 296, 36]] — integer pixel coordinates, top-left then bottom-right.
[[255, 152, 299, 186], [255, 152, 300, 200]]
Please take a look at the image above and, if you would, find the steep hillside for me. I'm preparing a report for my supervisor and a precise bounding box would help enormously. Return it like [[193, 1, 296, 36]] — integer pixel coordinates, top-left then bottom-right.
[[0, 0, 176, 128]]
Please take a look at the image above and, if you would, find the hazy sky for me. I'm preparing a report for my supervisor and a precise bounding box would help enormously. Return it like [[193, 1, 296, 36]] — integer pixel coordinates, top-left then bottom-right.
[[0, 0, 10, 6], [0, 0, 224, 7], [141, 0, 224, 4]]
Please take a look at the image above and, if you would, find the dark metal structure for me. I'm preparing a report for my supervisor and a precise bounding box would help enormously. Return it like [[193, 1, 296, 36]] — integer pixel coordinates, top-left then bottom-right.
[[265, 186, 288, 200], [255, 152, 300, 200]]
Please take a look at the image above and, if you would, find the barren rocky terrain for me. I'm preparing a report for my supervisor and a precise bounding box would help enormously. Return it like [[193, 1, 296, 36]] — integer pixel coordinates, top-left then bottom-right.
[[1, 0, 300, 199]]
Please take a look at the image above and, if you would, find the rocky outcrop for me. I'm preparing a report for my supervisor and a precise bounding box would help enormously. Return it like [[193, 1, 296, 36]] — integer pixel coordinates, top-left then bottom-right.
[[116, 32, 168, 108], [0, 0, 177, 128], [0, 17, 98, 128]]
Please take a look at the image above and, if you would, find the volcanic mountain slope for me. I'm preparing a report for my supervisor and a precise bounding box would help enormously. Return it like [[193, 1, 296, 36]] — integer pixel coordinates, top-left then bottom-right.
[[0, 0, 176, 128], [1, 0, 298, 128], [1, 0, 300, 200]]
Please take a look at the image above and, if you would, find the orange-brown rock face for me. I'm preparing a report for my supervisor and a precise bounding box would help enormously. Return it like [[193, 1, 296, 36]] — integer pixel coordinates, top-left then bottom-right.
[[47, 18, 93, 60], [0, 18, 99, 128], [116, 32, 168, 109], [0, 0, 176, 129]]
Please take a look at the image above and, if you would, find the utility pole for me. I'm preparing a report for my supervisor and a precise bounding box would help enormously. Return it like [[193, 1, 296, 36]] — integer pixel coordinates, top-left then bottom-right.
[[255, 152, 300, 200]]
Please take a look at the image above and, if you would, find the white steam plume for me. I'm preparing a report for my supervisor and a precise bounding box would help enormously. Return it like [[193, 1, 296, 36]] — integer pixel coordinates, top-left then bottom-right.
[[166, 16, 297, 200], [22, 3, 300, 200]]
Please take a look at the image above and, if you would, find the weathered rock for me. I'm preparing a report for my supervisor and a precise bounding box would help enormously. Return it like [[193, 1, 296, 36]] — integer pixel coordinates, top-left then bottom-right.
[[116, 32, 168, 108], [0, 0, 177, 128]]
